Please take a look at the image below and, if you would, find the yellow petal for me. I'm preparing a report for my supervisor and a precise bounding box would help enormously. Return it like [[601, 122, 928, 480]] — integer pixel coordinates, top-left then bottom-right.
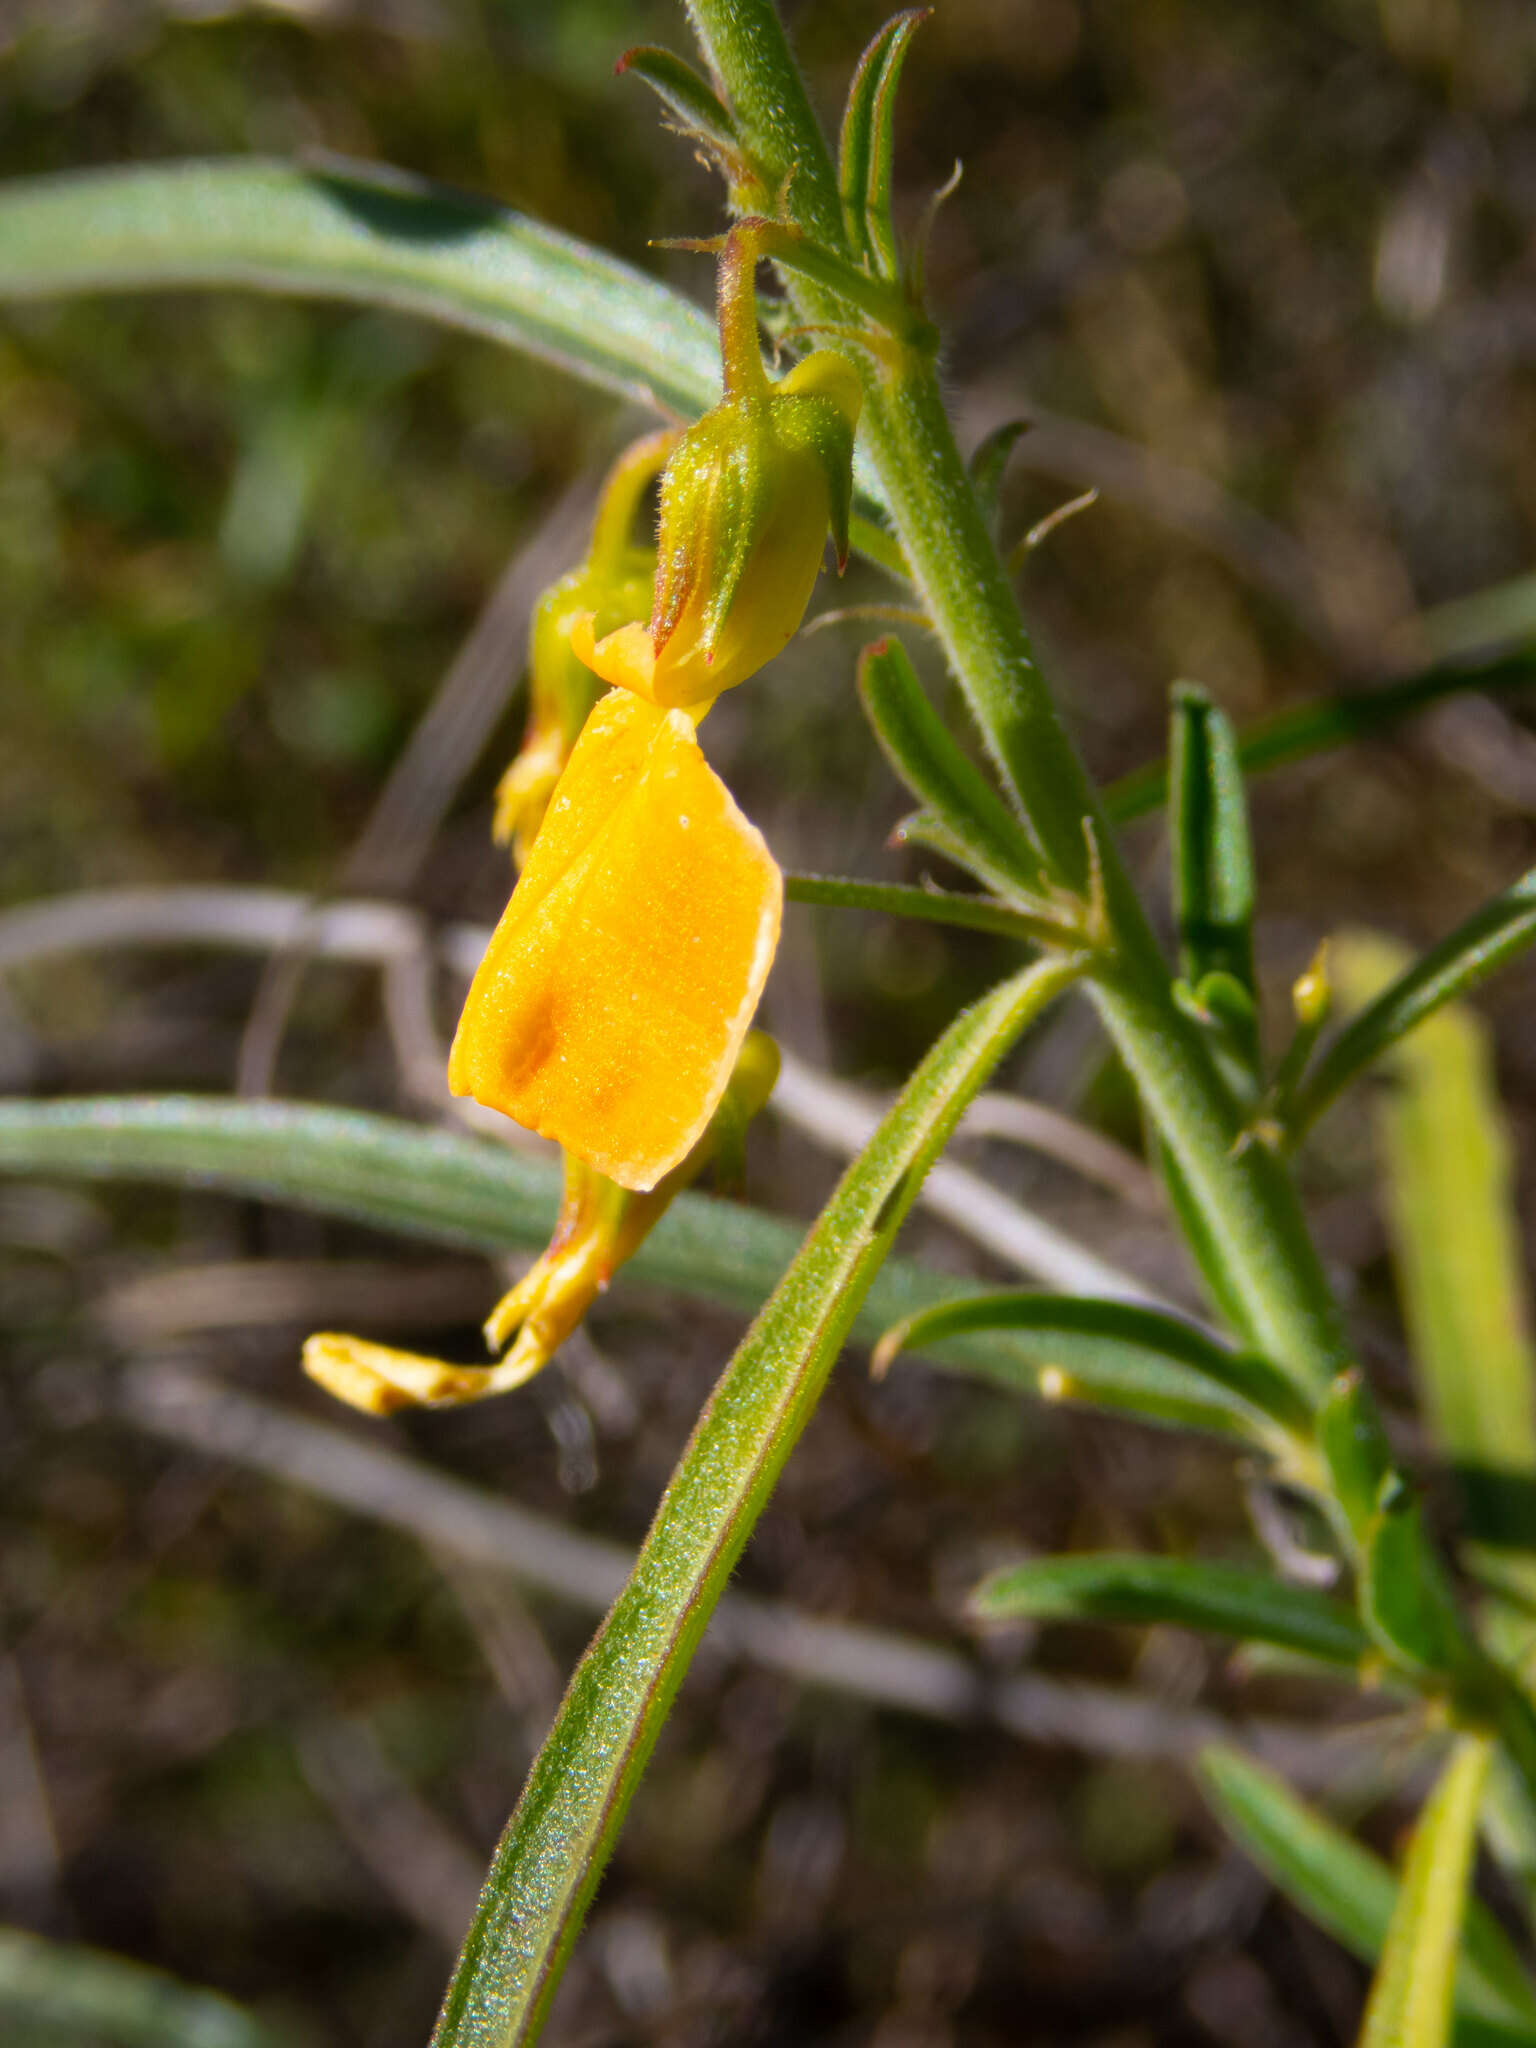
[[448, 688, 782, 1191], [570, 614, 668, 703]]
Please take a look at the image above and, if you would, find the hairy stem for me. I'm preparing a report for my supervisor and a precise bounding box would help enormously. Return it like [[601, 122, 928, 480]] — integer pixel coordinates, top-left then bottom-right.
[[684, 0, 1350, 1398]]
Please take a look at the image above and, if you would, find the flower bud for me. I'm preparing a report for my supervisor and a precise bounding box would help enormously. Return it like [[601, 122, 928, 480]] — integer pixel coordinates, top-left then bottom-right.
[[571, 231, 861, 709]]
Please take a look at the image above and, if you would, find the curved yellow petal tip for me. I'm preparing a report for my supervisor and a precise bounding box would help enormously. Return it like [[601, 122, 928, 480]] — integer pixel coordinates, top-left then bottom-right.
[[303, 1333, 484, 1415], [448, 689, 783, 1191], [570, 611, 664, 702]]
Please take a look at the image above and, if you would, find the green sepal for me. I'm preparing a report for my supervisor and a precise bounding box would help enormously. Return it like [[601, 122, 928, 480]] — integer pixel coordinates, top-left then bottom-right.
[[837, 10, 930, 279], [775, 373, 859, 569]]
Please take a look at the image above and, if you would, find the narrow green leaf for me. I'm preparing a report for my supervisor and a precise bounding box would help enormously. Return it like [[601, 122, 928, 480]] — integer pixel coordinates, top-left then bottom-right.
[[1291, 881, 1536, 1141], [1199, 1747, 1536, 2036], [0, 1093, 1128, 1390], [971, 1554, 1367, 1664], [1359, 1738, 1494, 2048], [431, 956, 1083, 2046], [837, 10, 929, 278], [1320, 932, 1536, 1568], [785, 870, 1050, 942], [1317, 1368, 1394, 1541], [968, 418, 1029, 535], [1104, 649, 1536, 825], [1362, 1486, 1477, 1677], [875, 1291, 1307, 1442], [1169, 683, 1259, 1078], [859, 638, 1049, 899], [616, 45, 743, 157], [0, 1926, 286, 2048]]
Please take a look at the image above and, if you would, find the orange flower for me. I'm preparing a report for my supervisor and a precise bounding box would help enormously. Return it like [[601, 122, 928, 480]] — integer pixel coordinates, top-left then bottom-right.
[[301, 227, 861, 1414], [451, 226, 858, 1193]]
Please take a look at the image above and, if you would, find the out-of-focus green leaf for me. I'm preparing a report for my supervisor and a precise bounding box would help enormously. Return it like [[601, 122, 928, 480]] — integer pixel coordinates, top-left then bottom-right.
[[431, 957, 1084, 2047], [1317, 1368, 1394, 1541], [0, 156, 719, 419], [0, 1093, 1125, 1392], [1358, 1738, 1494, 2048], [1326, 931, 1536, 1567], [970, 1553, 1367, 1663], [1292, 887, 1536, 1141], [1362, 1486, 1477, 1676], [874, 1291, 1307, 1442], [1198, 1748, 1536, 2036], [837, 9, 929, 277], [858, 638, 1049, 899], [0, 1926, 287, 2048], [1104, 649, 1536, 824]]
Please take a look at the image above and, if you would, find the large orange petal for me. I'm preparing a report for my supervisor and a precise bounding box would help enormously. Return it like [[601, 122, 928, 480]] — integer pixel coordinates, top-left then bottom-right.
[[448, 688, 782, 1191]]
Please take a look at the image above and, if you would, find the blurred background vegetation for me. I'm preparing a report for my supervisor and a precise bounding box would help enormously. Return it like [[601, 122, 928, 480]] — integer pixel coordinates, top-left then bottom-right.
[[1, 0, 1535, 2041]]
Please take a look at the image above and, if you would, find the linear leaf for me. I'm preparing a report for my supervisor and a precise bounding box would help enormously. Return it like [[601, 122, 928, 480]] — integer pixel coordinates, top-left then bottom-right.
[[1291, 880, 1536, 1139], [1362, 1487, 1478, 1676], [968, 418, 1029, 535], [971, 1554, 1367, 1664], [1359, 1738, 1494, 2048], [0, 1926, 285, 2048], [837, 9, 929, 278], [1105, 648, 1536, 824], [0, 1092, 1128, 1390], [0, 156, 719, 420], [859, 638, 1049, 898], [1169, 683, 1257, 1003], [430, 956, 1083, 2045], [1198, 1748, 1536, 2036], [1322, 931, 1536, 1568], [1317, 1368, 1394, 1541], [874, 1292, 1308, 1441], [616, 46, 742, 156], [1169, 684, 1260, 1088], [785, 870, 1048, 941]]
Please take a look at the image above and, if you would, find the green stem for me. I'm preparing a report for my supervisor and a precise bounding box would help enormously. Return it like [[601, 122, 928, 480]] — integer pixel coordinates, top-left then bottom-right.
[[681, 0, 1352, 1399], [682, 0, 846, 251]]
